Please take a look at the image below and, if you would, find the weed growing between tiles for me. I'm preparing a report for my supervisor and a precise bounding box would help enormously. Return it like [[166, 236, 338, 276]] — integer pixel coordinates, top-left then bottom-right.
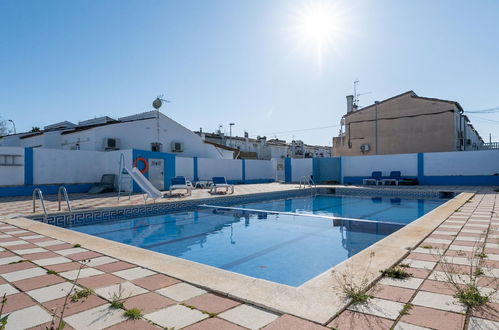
[[109, 284, 130, 309], [380, 267, 412, 279], [332, 252, 377, 305], [123, 307, 142, 320], [0, 293, 9, 330], [432, 237, 498, 313], [47, 260, 90, 330]]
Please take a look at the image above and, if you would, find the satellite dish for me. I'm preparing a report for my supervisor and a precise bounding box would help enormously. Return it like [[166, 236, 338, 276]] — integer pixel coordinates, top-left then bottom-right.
[[152, 98, 162, 110]]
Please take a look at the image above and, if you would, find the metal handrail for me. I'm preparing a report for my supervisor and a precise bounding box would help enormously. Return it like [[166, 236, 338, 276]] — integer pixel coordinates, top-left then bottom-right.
[[118, 153, 131, 200], [32, 188, 48, 223], [58, 186, 72, 212], [299, 176, 316, 189]]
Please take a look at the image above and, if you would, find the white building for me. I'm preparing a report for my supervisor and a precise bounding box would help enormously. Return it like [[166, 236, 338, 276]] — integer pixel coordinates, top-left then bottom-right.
[[0, 111, 234, 159]]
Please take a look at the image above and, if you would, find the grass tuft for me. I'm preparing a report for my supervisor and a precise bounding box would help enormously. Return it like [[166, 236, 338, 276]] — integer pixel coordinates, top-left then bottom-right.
[[380, 267, 411, 279], [476, 252, 488, 259], [421, 245, 433, 249], [455, 286, 488, 308], [70, 288, 93, 302], [73, 244, 82, 248], [123, 308, 142, 320], [398, 263, 410, 268], [46, 269, 58, 275], [400, 303, 413, 316], [110, 300, 125, 309], [8, 259, 27, 264]]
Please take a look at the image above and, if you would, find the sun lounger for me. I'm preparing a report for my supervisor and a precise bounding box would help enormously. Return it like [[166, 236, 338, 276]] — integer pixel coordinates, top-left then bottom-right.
[[169, 176, 192, 196], [210, 177, 234, 194], [363, 171, 382, 185], [88, 174, 116, 194], [381, 171, 401, 185]]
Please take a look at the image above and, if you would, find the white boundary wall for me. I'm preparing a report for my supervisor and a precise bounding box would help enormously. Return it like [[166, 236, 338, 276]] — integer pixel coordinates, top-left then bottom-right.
[[33, 149, 132, 185], [175, 157, 194, 181], [245, 160, 273, 180], [291, 158, 313, 182], [0, 147, 24, 186], [425, 150, 499, 176], [198, 158, 242, 181], [342, 153, 418, 177]]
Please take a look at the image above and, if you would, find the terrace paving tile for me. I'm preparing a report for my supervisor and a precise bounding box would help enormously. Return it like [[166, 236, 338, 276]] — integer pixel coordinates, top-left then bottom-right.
[[369, 284, 415, 303], [400, 306, 465, 330], [95, 261, 136, 272], [471, 302, 499, 322], [144, 304, 209, 329], [83, 256, 117, 267], [378, 276, 424, 290], [59, 267, 104, 280], [64, 304, 127, 330], [0, 260, 35, 274], [263, 314, 329, 330], [45, 261, 83, 272], [328, 310, 394, 330], [66, 251, 103, 261], [32, 256, 72, 266], [77, 273, 126, 289], [0, 251, 14, 259], [94, 281, 148, 300], [468, 317, 499, 330], [42, 294, 108, 317], [106, 319, 163, 330], [0, 240, 27, 247], [156, 282, 207, 302], [123, 292, 176, 314], [44, 243, 76, 251], [183, 293, 241, 314], [26, 282, 79, 303], [18, 234, 46, 240], [2, 266, 46, 281], [348, 297, 405, 320], [0, 255, 24, 265], [12, 274, 65, 291], [407, 252, 440, 262], [183, 317, 247, 330], [0, 283, 19, 296], [22, 251, 61, 260], [412, 291, 466, 313], [55, 247, 88, 256], [4, 305, 53, 329], [112, 266, 156, 280], [393, 321, 433, 329], [403, 259, 437, 270], [218, 304, 278, 330], [12, 247, 47, 255], [1, 292, 36, 313], [131, 273, 180, 291], [34, 239, 65, 247]]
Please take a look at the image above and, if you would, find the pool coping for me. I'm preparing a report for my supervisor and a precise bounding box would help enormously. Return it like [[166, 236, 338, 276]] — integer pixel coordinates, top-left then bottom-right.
[[2, 189, 474, 324]]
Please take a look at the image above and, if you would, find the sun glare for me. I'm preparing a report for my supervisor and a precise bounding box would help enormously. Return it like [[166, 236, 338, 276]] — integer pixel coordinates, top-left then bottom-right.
[[289, 1, 349, 70]]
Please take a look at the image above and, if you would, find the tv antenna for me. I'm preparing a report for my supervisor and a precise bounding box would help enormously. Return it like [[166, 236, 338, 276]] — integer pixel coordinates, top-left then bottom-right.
[[152, 94, 171, 110], [353, 79, 371, 107]]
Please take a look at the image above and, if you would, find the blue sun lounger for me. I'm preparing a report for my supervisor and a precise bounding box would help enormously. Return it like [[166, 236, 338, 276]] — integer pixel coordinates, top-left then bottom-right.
[[210, 177, 234, 194], [169, 176, 192, 196], [381, 171, 402, 185], [363, 171, 382, 185]]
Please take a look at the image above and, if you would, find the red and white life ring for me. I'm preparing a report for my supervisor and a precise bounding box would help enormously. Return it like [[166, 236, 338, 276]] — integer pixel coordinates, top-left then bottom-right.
[[133, 157, 148, 174]]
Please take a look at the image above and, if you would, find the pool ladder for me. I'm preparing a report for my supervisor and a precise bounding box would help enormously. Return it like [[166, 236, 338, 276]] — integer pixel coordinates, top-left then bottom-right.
[[299, 176, 317, 195], [32, 188, 48, 223], [32, 187, 73, 225]]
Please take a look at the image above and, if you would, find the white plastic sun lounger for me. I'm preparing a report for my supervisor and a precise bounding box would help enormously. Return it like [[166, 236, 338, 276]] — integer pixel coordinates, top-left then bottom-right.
[[210, 176, 234, 194]]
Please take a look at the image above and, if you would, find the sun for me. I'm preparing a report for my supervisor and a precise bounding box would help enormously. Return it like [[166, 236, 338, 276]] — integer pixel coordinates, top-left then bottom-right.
[[289, 1, 349, 70]]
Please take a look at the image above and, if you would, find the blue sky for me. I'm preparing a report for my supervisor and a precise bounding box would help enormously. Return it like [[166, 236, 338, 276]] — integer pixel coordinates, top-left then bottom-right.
[[1, 0, 498, 145]]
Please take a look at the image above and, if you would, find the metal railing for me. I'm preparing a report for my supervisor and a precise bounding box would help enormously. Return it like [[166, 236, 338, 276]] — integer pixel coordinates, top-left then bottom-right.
[[481, 142, 499, 150], [118, 153, 131, 200], [32, 188, 48, 223], [58, 186, 74, 226], [299, 176, 316, 189]]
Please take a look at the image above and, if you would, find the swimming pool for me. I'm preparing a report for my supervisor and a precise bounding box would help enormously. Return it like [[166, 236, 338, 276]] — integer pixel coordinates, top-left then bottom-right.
[[70, 194, 447, 286]]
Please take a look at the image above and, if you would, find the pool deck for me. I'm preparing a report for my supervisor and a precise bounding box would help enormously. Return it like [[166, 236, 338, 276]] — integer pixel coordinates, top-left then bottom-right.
[[0, 183, 497, 329]]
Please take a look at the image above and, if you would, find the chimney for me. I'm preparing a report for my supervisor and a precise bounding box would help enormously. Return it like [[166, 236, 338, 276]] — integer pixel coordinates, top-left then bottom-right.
[[346, 95, 354, 114]]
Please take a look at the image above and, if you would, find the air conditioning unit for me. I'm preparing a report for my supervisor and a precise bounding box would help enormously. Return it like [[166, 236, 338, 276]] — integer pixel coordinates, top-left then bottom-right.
[[360, 144, 370, 152], [151, 142, 162, 152], [171, 141, 183, 152], [104, 138, 120, 150]]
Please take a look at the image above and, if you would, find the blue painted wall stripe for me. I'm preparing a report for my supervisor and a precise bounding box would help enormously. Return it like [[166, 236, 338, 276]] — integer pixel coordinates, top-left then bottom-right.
[[242, 159, 246, 182], [24, 147, 33, 185], [284, 158, 292, 183], [417, 153, 424, 184], [193, 157, 199, 181], [312, 158, 320, 183], [339, 157, 343, 184]]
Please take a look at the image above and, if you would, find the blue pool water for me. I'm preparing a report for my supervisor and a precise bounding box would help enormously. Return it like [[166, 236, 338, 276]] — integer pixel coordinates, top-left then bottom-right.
[[70, 194, 447, 286]]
